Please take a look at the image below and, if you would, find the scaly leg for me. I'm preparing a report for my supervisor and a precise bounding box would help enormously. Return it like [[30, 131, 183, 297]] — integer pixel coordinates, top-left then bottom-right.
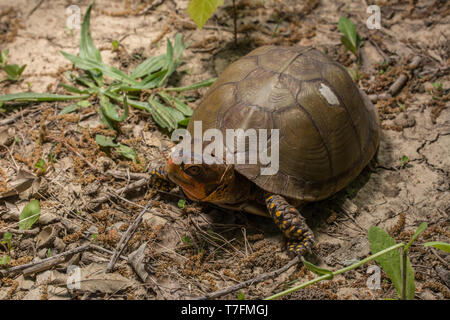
[[266, 194, 314, 255], [149, 166, 176, 192]]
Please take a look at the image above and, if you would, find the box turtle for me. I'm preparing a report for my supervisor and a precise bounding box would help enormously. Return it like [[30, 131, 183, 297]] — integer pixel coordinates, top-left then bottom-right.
[[151, 46, 380, 256]]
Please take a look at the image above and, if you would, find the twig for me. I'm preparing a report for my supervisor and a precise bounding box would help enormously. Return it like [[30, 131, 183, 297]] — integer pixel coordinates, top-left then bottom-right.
[[105, 195, 159, 273], [0, 243, 91, 276], [191, 256, 300, 300]]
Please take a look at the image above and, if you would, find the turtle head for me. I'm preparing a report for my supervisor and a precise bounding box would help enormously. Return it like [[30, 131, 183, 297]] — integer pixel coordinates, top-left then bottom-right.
[[165, 153, 250, 204]]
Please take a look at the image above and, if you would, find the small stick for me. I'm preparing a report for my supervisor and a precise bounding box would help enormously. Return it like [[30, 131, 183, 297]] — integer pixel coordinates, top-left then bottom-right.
[[191, 256, 299, 300], [105, 195, 159, 273], [0, 243, 91, 276]]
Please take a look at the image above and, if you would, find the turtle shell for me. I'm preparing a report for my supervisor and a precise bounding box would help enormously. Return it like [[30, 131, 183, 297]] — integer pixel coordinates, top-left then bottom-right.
[[187, 46, 380, 202]]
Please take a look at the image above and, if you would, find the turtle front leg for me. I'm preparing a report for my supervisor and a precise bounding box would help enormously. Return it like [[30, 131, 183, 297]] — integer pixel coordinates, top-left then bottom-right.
[[266, 194, 314, 255], [149, 166, 177, 192]]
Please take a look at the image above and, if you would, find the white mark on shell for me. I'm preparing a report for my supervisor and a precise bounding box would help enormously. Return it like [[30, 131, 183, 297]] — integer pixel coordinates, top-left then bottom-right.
[[319, 83, 340, 106]]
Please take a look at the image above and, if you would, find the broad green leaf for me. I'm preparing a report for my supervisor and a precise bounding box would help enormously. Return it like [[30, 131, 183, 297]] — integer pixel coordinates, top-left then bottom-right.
[[19, 200, 40, 230], [404, 222, 427, 252], [0, 92, 89, 103], [116, 144, 137, 162], [368, 226, 415, 299], [186, 0, 224, 29], [0, 49, 8, 67], [338, 17, 357, 53], [178, 199, 186, 209], [80, 4, 102, 63], [95, 134, 118, 147], [99, 94, 129, 122], [301, 257, 333, 279], [424, 241, 450, 253], [238, 291, 245, 300], [2, 232, 12, 243]]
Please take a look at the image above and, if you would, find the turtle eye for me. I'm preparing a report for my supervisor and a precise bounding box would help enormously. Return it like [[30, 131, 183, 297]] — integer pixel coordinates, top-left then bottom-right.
[[185, 165, 201, 176]]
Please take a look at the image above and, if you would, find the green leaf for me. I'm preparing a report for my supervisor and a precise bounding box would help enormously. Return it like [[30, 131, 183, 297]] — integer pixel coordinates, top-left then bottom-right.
[[19, 200, 40, 230], [61, 51, 139, 85], [404, 222, 427, 252], [178, 199, 186, 209], [99, 94, 129, 122], [0, 255, 11, 265], [80, 4, 102, 63], [111, 40, 119, 51], [158, 91, 193, 116], [181, 235, 191, 244], [165, 77, 216, 92], [338, 17, 357, 53], [2, 232, 12, 243], [368, 226, 415, 299], [424, 241, 450, 253], [0, 49, 8, 67], [301, 257, 333, 279], [131, 54, 165, 79], [148, 96, 181, 130], [0, 92, 89, 103], [401, 155, 409, 166], [341, 35, 356, 55], [116, 144, 137, 162], [95, 134, 118, 147], [34, 159, 46, 172], [238, 291, 245, 300], [59, 104, 78, 115], [178, 117, 190, 127], [186, 0, 224, 29]]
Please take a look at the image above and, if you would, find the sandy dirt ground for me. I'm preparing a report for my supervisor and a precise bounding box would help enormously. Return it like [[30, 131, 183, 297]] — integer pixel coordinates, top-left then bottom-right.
[[0, 0, 449, 300]]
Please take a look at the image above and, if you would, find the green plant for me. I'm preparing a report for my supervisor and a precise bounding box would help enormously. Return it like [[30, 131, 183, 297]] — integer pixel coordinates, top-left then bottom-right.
[[0, 49, 8, 67], [186, 0, 224, 29], [0, 4, 215, 132], [432, 80, 443, 92], [19, 199, 40, 230], [1, 232, 13, 253], [266, 223, 428, 300]]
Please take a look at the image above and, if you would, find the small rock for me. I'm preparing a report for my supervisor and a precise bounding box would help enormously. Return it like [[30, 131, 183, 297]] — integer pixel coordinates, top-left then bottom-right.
[[142, 209, 168, 228], [16, 275, 34, 291]]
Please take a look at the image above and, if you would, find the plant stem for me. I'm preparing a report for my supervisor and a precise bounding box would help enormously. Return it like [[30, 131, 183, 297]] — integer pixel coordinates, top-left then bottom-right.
[[265, 243, 405, 300]]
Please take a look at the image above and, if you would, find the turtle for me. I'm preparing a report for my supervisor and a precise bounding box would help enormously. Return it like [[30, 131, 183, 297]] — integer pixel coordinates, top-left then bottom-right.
[[150, 45, 380, 256]]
